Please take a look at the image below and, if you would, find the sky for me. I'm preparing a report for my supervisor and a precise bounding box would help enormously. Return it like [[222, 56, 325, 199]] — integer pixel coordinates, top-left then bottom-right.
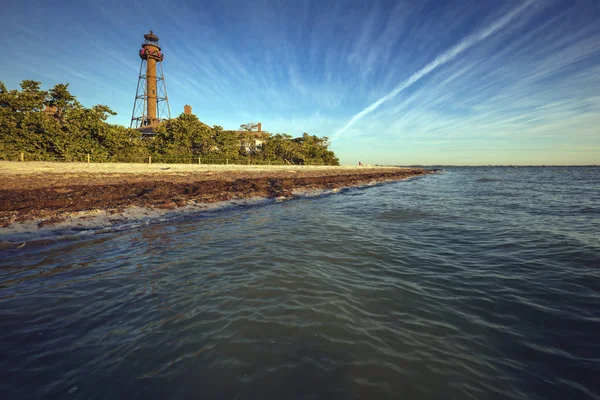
[[1, 0, 599, 165]]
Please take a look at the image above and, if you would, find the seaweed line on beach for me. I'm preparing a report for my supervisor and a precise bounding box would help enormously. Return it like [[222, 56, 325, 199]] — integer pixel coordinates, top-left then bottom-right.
[[0, 165, 433, 228]]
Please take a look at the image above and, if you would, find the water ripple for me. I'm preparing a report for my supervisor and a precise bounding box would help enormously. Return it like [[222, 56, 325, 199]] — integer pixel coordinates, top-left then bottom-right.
[[1, 167, 599, 399]]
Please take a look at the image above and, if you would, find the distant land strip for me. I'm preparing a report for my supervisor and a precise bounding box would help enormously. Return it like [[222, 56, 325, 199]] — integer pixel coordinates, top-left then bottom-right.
[[0, 163, 435, 228]]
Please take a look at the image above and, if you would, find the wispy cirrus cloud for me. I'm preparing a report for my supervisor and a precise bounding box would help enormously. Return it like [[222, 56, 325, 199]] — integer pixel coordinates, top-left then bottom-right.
[[333, 0, 537, 139]]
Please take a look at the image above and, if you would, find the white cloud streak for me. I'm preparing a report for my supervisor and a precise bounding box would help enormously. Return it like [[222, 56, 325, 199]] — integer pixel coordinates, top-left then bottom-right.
[[332, 0, 535, 139]]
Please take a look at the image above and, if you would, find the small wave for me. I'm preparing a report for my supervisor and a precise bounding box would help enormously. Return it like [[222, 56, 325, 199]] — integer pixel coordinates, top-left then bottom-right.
[[476, 177, 500, 183], [377, 209, 434, 222]]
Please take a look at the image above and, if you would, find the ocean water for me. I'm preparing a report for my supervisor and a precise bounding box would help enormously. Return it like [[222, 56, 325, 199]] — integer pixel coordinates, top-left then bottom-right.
[[1, 167, 599, 400]]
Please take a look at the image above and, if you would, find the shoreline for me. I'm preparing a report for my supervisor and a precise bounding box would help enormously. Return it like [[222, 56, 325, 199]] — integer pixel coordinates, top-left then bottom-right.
[[0, 162, 436, 238]]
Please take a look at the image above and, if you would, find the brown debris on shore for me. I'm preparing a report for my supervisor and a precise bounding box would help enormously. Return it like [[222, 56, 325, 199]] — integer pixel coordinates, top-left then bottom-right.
[[0, 163, 434, 228]]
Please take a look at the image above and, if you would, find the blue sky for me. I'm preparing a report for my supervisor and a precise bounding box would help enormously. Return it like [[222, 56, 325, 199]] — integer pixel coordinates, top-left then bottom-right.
[[1, 0, 599, 165]]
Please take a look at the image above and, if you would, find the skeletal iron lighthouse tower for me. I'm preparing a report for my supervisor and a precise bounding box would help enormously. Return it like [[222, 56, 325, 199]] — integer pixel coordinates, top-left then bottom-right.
[[130, 31, 171, 128]]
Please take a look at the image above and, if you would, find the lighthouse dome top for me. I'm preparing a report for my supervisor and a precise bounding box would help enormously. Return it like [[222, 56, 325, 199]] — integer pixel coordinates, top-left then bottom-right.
[[144, 30, 159, 43]]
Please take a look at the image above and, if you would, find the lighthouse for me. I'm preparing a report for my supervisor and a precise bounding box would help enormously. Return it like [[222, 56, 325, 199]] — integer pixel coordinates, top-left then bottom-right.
[[130, 31, 171, 129]]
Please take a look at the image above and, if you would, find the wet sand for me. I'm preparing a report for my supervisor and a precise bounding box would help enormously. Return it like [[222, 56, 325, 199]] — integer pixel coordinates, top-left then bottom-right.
[[0, 162, 434, 229]]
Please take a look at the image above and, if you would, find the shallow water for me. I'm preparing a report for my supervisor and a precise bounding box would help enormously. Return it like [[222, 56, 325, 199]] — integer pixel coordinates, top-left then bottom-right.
[[1, 167, 599, 399]]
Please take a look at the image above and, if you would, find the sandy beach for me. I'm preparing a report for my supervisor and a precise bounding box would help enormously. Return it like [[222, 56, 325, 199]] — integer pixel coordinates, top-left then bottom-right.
[[0, 162, 434, 230]]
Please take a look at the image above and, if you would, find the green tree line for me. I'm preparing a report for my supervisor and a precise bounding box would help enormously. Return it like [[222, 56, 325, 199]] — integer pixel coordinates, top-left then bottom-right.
[[0, 80, 339, 165]]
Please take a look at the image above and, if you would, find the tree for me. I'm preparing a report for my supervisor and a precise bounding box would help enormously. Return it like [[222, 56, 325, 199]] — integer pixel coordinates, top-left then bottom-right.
[[0, 81, 18, 113], [151, 112, 213, 159], [259, 132, 338, 165], [0, 81, 13, 112], [239, 122, 258, 131], [0, 80, 152, 161], [216, 130, 239, 161], [261, 133, 297, 163], [0, 79, 341, 165], [18, 80, 47, 112], [48, 83, 77, 118]]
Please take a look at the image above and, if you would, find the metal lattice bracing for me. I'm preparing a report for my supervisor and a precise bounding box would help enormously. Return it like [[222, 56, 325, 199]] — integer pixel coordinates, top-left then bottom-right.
[[130, 31, 171, 130]]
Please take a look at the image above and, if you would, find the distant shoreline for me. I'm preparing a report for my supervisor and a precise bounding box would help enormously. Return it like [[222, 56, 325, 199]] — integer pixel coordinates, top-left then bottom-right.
[[0, 162, 435, 233]]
